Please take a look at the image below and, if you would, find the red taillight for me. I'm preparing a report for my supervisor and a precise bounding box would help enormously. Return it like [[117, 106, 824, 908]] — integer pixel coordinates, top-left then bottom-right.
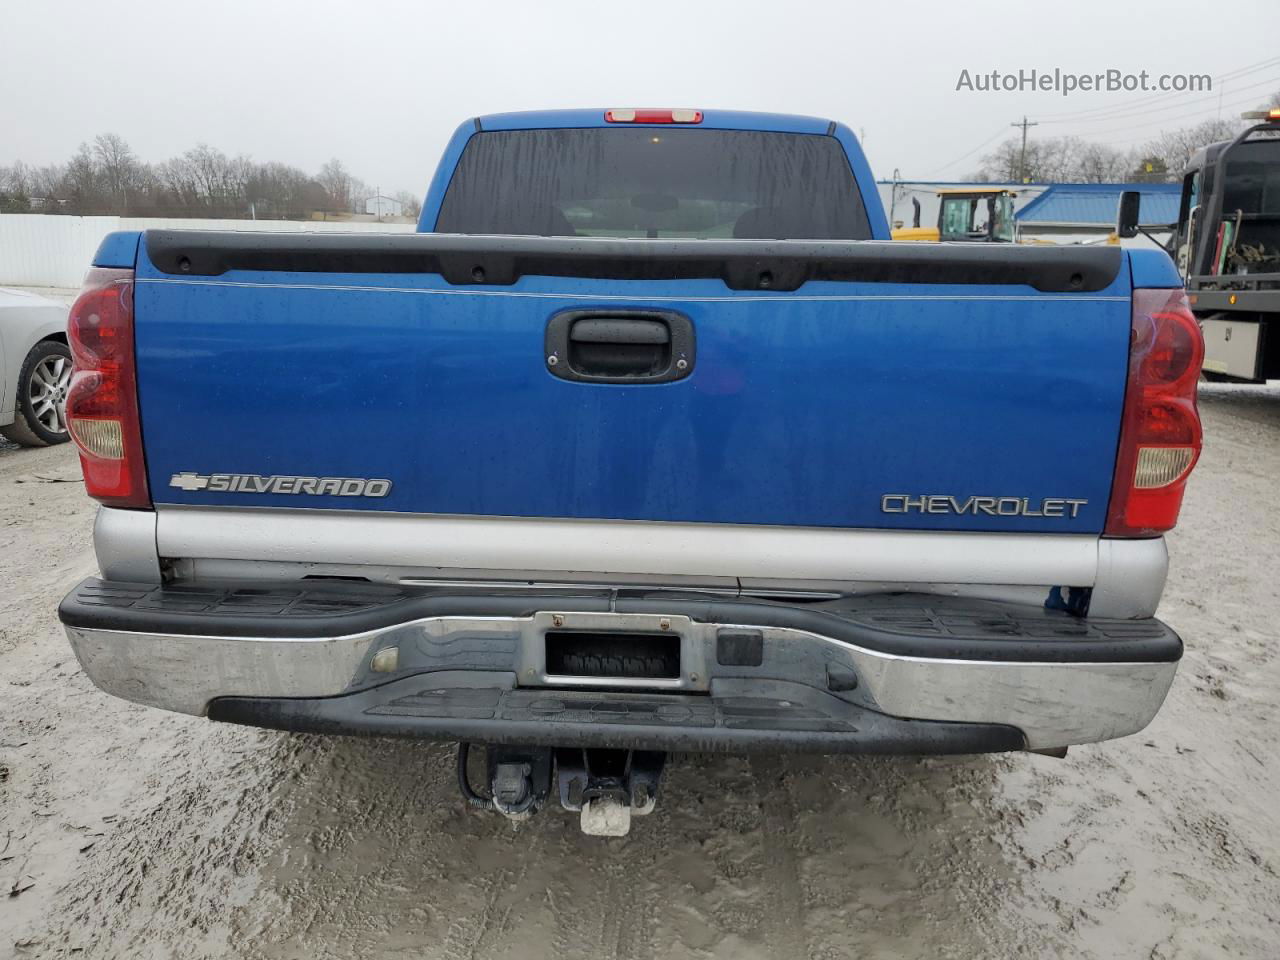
[[605, 108, 703, 124], [1105, 289, 1203, 536], [66, 267, 150, 509]]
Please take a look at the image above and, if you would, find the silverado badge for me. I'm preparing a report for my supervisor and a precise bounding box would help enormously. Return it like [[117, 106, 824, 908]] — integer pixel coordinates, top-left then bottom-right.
[[169, 472, 392, 498]]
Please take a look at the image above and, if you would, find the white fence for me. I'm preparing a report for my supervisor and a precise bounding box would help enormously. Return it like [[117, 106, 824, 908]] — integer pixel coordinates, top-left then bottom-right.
[[0, 214, 416, 288]]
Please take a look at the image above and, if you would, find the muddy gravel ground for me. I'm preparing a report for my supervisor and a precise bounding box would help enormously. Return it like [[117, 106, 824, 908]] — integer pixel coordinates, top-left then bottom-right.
[[2, 386, 1278, 959]]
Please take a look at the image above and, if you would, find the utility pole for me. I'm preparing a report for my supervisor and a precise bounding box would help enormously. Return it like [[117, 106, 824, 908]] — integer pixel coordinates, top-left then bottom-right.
[[1011, 115, 1038, 182]]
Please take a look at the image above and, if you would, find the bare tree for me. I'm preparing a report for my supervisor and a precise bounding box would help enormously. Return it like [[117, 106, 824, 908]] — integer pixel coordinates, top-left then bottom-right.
[[30, 164, 66, 200], [154, 144, 255, 214], [970, 138, 1021, 182], [971, 136, 1097, 183], [0, 162, 32, 212], [969, 117, 1255, 185], [349, 177, 375, 215], [395, 190, 422, 219], [1, 161, 32, 195], [0, 162, 32, 209], [1142, 118, 1242, 180], [318, 158, 352, 213], [93, 133, 143, 213], [4, 137, 415, 220], [1073, 141, 1135, 184], [245, 161, 326, 219], [157, 154, 203, 207], [190, 145, 241, 204], [63, 143, 102, 213]]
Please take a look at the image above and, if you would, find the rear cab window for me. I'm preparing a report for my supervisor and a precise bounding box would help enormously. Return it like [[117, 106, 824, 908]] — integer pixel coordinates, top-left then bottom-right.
[[1221, 140, 1280, 256], [435, 128, 871, 241]]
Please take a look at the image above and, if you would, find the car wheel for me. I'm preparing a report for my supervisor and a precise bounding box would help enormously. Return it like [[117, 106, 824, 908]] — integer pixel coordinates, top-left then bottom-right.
[[1, 340, 73, 447]]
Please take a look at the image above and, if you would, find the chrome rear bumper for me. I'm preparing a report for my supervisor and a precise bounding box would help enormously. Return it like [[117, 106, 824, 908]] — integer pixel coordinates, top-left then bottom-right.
[[61, 579, 1181, 752]]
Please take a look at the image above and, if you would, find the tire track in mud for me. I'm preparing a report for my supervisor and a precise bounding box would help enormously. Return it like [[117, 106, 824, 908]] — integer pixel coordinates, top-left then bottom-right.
[[540, 798, 665, 960], [439, 815, 541, 960], [541, 833, 618, 960], [544, 873, 581, 960], [614, 897, 656, 960], [750, 755, 811, 960], [595, 864, 626, 959], [541, 831, 658, 960], [439, 866, 505, 960], [598, 859, 657, 960]]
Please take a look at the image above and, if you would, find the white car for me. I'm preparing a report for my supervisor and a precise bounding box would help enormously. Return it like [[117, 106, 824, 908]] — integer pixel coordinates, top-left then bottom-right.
[[0, 288, 72, 446]]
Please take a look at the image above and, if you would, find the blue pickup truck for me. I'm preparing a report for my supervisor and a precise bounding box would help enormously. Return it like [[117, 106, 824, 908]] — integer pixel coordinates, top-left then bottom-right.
[[58, 108, 1203, 834]]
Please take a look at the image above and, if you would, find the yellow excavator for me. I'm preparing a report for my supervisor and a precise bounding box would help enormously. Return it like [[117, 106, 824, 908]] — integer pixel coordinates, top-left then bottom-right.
[[891, 187, 1017, 242]]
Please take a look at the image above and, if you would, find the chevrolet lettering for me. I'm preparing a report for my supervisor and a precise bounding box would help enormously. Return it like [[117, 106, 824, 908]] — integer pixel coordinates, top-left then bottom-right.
[[881, 494, 1089, 518]]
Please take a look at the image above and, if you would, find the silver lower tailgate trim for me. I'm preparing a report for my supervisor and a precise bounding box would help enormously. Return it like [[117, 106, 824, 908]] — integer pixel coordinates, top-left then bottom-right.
[[153, 505, 1100, 584], [94, 506, 1168, 618]]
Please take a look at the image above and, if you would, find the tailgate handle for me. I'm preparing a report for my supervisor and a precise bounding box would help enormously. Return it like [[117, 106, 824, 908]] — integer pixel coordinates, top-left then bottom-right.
[[570, 318, 669, 345], [546, 310, 695, 384]]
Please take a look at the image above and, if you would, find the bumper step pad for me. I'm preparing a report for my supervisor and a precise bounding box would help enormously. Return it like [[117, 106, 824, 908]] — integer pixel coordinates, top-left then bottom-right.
[[60, 577, 1181, 663], [208, 676, 1025, 755]]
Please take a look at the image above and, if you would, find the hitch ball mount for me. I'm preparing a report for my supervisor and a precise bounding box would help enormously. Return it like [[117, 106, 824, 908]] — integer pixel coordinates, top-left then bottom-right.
[[457, 743, 666, 836]]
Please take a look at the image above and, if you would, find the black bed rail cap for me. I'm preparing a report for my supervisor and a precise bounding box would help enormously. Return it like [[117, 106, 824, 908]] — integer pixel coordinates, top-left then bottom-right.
[[144, 230, 1124, 293]]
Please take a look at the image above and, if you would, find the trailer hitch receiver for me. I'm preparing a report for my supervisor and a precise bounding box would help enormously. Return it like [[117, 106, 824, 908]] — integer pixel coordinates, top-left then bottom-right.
[[456, 743, 666, 835], [555, 748, 666, 836]]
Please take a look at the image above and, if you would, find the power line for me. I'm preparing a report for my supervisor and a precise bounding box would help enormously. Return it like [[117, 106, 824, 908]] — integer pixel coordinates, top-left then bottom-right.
[[1040, 73, 1280, 130], [922, 127, 1011, 178], [1033, 54, 1280, 122], [1090, 88, 1273, 148], [1100, 88, 1275, 138], [1208, 54, 1280, 82]]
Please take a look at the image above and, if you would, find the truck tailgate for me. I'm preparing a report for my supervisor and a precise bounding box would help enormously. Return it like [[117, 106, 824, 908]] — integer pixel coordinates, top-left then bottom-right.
[[131, 234, 1131, 534]]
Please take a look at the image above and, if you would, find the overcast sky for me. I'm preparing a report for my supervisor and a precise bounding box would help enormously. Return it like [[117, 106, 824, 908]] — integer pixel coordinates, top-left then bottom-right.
[[2, 0, 1278, 194]]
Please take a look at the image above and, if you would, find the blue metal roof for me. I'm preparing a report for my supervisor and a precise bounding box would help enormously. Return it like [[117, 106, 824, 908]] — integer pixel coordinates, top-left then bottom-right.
[[477, 108, 832, 135], [1015, 183, 1181, 226], [875, 180, 1027, 188]]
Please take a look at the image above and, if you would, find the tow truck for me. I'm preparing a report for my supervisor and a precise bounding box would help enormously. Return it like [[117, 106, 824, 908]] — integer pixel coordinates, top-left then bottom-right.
[[1169, 108, 1280, 381]]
